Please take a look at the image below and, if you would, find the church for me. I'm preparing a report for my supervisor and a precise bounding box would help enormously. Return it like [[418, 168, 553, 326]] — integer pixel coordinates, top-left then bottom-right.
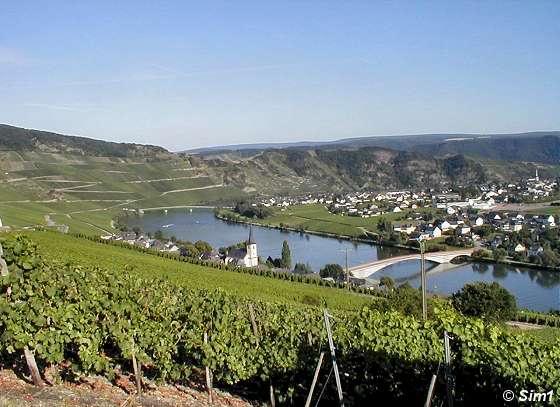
[[225, 227, 258, 267]]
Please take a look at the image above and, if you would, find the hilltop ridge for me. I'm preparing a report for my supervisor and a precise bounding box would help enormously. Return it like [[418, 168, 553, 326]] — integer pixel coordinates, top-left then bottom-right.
[[0, 124, 169, 158]]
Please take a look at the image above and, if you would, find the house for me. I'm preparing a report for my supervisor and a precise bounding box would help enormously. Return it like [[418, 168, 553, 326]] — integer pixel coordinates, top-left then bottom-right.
[[459, 226, 471, 235], [392, 207, 402, 213], [225, 228, 259, 267], [491, 236, 503, 249], [511, 222, 523, 232], [475, 217, 484, 227], [394, 224, 416, 235], [514, 243, 526, 253], [424, 226, 442, 239], [440, 221, 452, 231], [528, 245, 544, 257]]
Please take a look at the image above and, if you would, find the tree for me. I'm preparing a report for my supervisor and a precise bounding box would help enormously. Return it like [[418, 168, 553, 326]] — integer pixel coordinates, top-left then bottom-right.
[[471, 248, 491, 259], [540, 248, 560, 268], [194, 240, 212, 254], [493, 248, 507, 262], [281, 240, 291, 269], [379, 276, 395, 290], [293, 262, 312, 274], [319, 263, 345, 280], [381, 283, 428, 319], [154, 230, 164, 240], [132, 226, 142, 237], [451, 282, 517, 322], [182, 243, 200, 259]]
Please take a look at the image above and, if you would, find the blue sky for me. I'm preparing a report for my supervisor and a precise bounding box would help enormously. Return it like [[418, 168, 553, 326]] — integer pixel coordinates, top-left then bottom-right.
[[1, 1, 559, 150]]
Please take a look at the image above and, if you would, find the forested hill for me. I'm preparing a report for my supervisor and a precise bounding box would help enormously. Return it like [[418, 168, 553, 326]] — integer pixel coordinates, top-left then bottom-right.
[[413, 133, 560, 164], [189, 132, 560, 165], [0, 124, 169, 157]]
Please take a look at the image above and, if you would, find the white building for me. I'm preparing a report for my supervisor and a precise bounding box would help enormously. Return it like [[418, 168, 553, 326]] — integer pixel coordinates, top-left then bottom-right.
[[225, 228, 259, 267]]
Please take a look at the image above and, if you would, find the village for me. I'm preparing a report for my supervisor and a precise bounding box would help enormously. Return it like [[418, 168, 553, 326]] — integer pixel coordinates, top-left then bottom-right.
[[103, 171, 560, 275]]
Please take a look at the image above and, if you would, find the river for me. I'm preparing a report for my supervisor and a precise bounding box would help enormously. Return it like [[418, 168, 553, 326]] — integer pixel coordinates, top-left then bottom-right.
[[127, 208, 560, 312]]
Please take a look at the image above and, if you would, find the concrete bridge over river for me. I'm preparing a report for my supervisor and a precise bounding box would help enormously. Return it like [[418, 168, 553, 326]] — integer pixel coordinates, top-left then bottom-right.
[[349, 248, 476, 279]]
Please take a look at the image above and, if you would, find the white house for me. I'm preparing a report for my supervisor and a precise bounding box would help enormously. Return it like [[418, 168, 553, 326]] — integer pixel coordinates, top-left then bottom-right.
[[225, 228, 259, 267], [394, 224, 416, 235], [514, 243, 526, 253], [392, 207, 402, 213], [424, 226, 442, 239], [440, 221, 452, 231], [459, 226, 471, 235], [475, 217, 484, 227]]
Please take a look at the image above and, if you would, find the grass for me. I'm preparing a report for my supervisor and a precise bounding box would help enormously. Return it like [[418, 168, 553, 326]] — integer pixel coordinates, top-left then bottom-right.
[[18, 231, 376, 311], [523, 326, 560, 344], [223, 204, 442, 239], [505, 325, 560, 345]]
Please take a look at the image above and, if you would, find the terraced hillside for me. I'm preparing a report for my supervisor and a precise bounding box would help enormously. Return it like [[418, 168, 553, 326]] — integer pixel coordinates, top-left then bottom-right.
[[2, 124, 560, 235], [0, 151, 245, 234]]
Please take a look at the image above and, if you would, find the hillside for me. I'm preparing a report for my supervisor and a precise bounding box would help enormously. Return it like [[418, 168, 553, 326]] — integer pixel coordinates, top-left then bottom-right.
[[1, 124, 559, 235], [204, 147, 557, 195], [413, 134, 560, 164], [188, 131, 560, 164], [0, 124, 169, 157]]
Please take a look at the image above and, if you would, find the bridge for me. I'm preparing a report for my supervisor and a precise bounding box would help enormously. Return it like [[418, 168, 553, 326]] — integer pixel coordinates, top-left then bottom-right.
[[349, 248, 476, 279]]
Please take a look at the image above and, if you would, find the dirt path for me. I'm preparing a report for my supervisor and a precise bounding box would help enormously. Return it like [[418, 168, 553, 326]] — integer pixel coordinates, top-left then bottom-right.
[[0, 369, 250, 407], [126, 176, 205, 184], [160, 184, 223, 196], [506, 321, 547, 330]]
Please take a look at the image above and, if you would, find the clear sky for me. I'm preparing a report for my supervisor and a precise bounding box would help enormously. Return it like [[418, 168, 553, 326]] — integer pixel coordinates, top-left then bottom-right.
[[1, 1, 559, 150]]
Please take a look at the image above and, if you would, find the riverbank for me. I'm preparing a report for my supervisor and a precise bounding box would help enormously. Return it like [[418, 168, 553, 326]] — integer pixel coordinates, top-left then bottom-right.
[[214, 210, 418, 252], [215, 210, 560, 274], [473, 255, 560, 273], [140, 205, 223, 211]]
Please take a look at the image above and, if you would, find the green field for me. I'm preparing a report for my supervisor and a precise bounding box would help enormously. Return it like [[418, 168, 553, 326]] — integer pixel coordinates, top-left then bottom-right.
[[222, 204, 442, 239], [0, 152, 246, 235], [20, 231, 374, 311]]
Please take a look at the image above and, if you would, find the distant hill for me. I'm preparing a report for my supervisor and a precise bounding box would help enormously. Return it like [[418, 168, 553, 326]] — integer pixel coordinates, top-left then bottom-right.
[[413, 134, 560, 164], [0, 124, 169, 158], [188, 131, 560, 165], [204, 147, 492, 193]]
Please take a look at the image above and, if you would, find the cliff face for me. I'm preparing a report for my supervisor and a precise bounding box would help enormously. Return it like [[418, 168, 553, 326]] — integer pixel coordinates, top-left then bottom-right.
[[202, 147, 490, 195]]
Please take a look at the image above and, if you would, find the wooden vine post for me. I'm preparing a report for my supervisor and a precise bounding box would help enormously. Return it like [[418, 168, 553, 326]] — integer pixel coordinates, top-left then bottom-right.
[[131, 352, 142, 396], [248, 303, 259, 345], [304, 351, 325, 407], [249, 304, 276, 407], [24, 347, 44, 387], [204, 331, 213, 404]]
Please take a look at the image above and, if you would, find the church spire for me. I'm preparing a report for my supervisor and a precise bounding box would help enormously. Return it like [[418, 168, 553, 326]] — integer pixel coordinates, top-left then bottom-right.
[[248, 226, 256, 245]]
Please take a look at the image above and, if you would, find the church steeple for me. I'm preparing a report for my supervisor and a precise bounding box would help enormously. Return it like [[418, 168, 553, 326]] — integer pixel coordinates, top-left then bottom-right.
[[246, 226, 258, 267], [248, 226, 256, 245]]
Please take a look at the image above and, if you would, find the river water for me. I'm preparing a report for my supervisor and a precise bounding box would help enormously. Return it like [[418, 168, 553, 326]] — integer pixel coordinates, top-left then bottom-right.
[[127, 208, 560, 312]]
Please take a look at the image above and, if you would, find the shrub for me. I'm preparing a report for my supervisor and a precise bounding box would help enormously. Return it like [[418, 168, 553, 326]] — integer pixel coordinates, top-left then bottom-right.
[[451, 282, 517, 322]]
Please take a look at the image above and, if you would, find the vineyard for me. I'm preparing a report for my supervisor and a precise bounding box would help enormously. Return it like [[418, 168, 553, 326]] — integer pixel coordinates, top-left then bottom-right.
[[1, 235, 560, 405], [22, 230, 376, 312]]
